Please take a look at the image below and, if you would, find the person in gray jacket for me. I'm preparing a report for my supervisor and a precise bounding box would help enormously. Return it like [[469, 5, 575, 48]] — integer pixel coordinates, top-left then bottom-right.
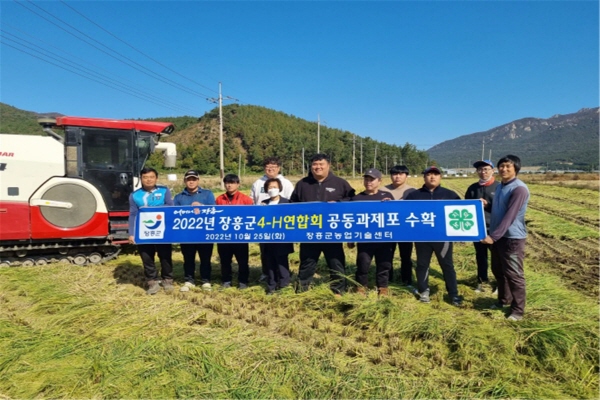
[[481, 155, 530, 321]]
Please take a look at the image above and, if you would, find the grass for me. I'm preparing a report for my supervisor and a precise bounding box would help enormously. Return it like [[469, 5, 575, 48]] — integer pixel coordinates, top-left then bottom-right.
[[1, 175, 598, 399], [1, 242, 598, 398]]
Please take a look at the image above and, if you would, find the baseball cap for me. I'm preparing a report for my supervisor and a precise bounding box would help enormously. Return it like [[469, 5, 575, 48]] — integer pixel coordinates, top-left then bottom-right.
[[363, 168, 382, 179], [184, 169, 200, 179], [473, 160, 494, 169], [423, 166, 442, 174]]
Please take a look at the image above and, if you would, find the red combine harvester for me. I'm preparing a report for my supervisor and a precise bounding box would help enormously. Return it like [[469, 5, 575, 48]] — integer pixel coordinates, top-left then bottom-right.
[[0, 116, 177, 266]]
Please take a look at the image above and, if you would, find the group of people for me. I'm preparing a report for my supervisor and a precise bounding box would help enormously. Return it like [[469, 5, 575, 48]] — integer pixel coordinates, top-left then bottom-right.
[[128, 153, 529, 321]]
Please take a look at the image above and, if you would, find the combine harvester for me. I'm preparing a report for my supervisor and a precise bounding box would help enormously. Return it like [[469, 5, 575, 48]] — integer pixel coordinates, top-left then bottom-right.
[[0, 116, 177, 266]]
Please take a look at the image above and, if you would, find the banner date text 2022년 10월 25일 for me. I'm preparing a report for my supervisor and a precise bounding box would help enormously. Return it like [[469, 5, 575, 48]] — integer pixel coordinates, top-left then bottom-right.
[[134, 200, 486, 244]]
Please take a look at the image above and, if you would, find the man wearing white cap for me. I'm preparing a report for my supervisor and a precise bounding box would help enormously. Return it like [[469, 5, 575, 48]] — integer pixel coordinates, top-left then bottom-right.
[[405, 166, 462, 306], [465, 160, 499, 293]]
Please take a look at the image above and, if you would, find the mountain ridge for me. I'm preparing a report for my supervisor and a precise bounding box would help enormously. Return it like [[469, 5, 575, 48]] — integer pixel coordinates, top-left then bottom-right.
[[427, 107, 599, 169]]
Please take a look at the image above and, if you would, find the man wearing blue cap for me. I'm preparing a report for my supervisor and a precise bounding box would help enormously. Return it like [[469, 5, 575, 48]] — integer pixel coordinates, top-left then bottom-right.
[[465, 160, 500, 293]]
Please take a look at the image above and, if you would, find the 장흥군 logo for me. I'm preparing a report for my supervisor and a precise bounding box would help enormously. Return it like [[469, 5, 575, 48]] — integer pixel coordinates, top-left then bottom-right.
[[143, 213, 164, 229], [138, 211, 166, 239]]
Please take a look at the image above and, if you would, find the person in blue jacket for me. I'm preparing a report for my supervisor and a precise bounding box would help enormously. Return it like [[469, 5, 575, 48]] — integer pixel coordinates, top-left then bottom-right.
[[174, 170, 217, 292], [128, 167, 174, 295]]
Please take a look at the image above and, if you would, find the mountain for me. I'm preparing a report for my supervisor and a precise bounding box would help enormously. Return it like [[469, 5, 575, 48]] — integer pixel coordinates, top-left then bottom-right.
[[426, 108, 599, 169], [0, 103, 64, 135], [0, 103, 428, 175]]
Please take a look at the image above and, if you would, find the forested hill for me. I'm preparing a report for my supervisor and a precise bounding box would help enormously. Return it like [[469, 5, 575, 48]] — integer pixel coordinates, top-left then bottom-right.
[[426, 107, 599, 170], [0, 102, 429, 176], [156, 104, 428, 175]]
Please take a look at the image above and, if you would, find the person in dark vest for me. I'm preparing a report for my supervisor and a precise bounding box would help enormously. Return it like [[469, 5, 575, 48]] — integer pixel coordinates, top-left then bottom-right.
[[465, 160, 500, 293], [128, 167, 174, 295]]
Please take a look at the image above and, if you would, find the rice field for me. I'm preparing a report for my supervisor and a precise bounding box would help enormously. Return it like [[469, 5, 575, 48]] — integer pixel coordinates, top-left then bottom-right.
[[0, 174, 598, 399]]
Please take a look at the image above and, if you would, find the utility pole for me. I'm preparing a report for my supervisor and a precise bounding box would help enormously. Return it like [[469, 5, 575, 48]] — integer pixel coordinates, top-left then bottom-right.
[[360, 139, 363, 174], [373, 144, 377, 168], [489, 149, 492, 162], [207, 82, 236, 190], [385, 155, 388, 173], [317, 114, 320, 153], [352, 134, 356, 179], [481, 138, 485, 161], [302, 147, 305, 176]]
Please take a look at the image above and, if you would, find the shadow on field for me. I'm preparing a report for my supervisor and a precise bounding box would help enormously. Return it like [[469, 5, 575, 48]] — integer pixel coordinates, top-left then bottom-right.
[[112, 261, 146, 289]]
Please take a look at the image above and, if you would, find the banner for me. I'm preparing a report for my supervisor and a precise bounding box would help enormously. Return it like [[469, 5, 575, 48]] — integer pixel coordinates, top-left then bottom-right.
[[134, 200, 486, 244]]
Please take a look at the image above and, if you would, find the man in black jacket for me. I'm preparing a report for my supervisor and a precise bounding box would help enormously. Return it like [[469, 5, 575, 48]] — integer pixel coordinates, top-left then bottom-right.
[[290, 153, 355, 294], [465, 160, 500, 293], [405, 166, 462, 306]]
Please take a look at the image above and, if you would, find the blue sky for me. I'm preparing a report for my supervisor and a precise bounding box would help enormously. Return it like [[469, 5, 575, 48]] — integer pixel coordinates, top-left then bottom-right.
[[1, 1, 598, 150]]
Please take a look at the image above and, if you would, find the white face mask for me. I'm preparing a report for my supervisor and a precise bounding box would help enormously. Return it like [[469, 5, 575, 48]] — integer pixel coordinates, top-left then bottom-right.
[[268, 188, 280, 198]]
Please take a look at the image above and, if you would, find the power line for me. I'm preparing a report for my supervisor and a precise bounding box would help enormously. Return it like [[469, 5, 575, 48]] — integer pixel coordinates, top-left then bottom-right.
[[58, 0, 219, 96], [14, 0, 215, 99], [2, 41, 195, 114], [1, 29, 199, 115]]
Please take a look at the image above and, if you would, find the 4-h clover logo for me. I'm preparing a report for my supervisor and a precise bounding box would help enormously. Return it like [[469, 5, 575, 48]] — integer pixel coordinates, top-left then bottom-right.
[[448, 209, 475, 231], [444, 205, 479, 237]]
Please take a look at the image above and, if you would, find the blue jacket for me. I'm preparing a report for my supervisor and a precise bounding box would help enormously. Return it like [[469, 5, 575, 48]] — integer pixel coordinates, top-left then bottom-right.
[[173, 188, 216, 206], [128, 185, 173, 235]]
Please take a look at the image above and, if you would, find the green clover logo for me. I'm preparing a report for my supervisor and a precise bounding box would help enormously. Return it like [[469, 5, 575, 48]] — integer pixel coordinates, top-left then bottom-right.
[[448, 209, 475, 231]]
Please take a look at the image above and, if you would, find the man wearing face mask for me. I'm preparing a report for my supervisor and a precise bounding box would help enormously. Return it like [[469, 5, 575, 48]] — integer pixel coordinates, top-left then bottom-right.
[[260, 178, 294, 294], [465, 160, 499, 294]]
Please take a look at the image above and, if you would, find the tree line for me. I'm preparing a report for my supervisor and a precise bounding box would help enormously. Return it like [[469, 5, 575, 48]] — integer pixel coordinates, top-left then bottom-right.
[[153, 104, 430, 176]]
